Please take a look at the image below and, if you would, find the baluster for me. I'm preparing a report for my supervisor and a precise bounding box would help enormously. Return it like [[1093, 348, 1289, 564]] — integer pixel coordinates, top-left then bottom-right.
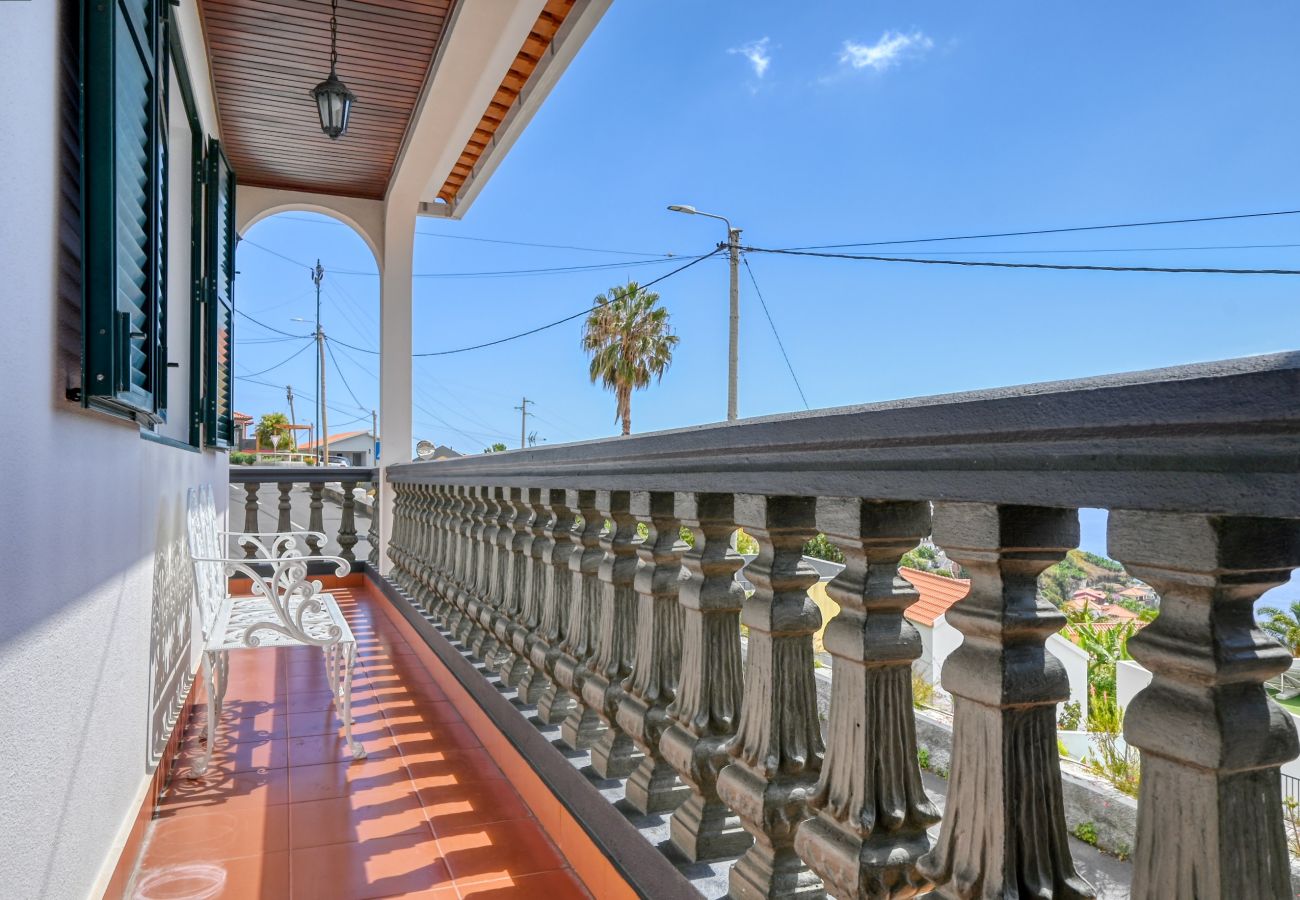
[[366, 480, 379, 570], [277, 482, 293, 535], [581, 490, 643, 778], [717, 495, 825, 900], [661, 492, 751, 862], [533, 490, 579, 724], [412, 485, 435, 612], [617, 491, 689, 814], [448, 486, 474, 637], [554, 491, 608, 749], [499, 489, 538, 685], [483, 487, 518, 671], [1109, 512, 1300, 900], [390, 482, 409, 588], [796, 499, 939, 899], [242, 482, 261, 559], [306, 481, 325, 555], [508, 490, 552, 703], [455, 487, 488, 646], [430, 485, 454, 619], [468, 487, 503, 660], [338, 480, 358, 563], [917, 503, 1092, 899]]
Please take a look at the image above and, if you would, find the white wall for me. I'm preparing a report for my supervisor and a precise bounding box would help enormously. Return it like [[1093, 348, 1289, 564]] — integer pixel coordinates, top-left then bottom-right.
[[928, 618, 1089, 717], [1116, 658, 1153, 712], [0, 2, 227, 897]]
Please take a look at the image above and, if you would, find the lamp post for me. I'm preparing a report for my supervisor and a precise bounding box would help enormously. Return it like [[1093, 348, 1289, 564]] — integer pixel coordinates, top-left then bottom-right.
[[667, 204, 741, 421]]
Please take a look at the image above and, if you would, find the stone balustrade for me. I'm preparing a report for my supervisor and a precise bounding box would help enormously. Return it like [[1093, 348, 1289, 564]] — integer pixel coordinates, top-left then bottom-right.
[[380, 354, 1300, 900], [227, 466, 378, 566]]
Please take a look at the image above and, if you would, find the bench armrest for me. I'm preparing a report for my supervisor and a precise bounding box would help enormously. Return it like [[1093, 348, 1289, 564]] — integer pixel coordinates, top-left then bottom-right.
[[221, 531, 329, 560]]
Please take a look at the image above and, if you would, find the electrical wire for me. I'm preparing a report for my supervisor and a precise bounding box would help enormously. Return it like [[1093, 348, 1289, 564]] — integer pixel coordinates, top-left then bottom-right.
[[234, 374, 369, 420], [741, 256, 809, 410], [324, 337, 367, 411], [235, 338, 315, 378], [741, 246, 1300, 276], [828, 242, 1300, 257], [784, 208, 1300, 251], [235, 308, 313, 339]]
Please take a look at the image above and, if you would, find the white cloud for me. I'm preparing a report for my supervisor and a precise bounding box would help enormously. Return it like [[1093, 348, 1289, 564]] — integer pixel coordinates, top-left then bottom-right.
[[839, 30, 933, 72], [729, 37, 772, 78]]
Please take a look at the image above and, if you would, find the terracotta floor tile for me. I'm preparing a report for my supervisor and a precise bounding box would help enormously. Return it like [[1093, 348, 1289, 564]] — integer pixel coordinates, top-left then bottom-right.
[[289, 793, 434, 850], [418, 779, 532, 833], [289, 831, 453, 900], [456, 868, 591, 899], [141, 804, 289, 864], [157, 765, 291, 816], [185, 705, 288, 744], [176, 737, 289, 776], [131, 850, 289, 899], [434, 819, 566, 887], [288, 728, 397, 768], [390, 722, 482, 753], [289, 754, 413, 805], [403, 750, 505, 786]]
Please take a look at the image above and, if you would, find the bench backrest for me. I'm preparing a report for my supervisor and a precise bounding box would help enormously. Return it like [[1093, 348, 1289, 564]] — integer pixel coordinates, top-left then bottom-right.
[[186, 485, 225, 642]]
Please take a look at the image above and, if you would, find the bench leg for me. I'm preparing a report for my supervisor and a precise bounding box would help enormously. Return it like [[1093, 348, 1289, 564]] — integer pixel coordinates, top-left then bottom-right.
[[192, 650, 225, 777], [342, 642, 366, 760]]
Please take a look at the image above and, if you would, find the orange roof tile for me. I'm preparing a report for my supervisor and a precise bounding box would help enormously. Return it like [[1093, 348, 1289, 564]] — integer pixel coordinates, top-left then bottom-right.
[[900, 566, 971, 627], [299, 430, 370, 450]]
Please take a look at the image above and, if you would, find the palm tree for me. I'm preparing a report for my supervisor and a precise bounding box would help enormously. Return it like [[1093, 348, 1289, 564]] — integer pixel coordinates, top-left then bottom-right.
[[1259, 602, 1300, 655], [581, 282, 678, 436], [255, 412, 294, 452]]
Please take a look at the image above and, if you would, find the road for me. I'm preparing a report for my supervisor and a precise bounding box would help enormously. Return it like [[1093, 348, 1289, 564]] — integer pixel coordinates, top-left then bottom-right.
[[227, 482, 373, 561]]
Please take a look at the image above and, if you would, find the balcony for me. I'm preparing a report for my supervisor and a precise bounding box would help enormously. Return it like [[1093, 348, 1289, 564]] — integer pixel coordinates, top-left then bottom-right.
[[125, 352, 1300, 899]]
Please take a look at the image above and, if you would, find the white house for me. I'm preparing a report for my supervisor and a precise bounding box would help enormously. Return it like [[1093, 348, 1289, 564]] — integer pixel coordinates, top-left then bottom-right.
[[300, 429, 377, 467]]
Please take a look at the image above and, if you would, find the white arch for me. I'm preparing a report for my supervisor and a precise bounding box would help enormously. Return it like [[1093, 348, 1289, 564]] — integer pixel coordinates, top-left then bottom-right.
[[235, 185, 385, 267]]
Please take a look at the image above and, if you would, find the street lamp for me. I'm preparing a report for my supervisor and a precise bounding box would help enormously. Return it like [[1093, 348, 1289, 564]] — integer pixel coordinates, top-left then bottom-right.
[[667, 204, 741, 421]]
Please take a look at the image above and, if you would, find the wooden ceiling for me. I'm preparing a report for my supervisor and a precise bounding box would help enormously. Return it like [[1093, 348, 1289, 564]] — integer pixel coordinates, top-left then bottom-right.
[[437, 0, 575, 203], [200, 0, 455, 199]]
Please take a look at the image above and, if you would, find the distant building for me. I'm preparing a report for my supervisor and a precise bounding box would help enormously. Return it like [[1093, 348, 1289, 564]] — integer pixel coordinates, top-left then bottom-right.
[[300, 430, 376, 467], [233, 411, 255, 451], [414, 444, 463, 461]]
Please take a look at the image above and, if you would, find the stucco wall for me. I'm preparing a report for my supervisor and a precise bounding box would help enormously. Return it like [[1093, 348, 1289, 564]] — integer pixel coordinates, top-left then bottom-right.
[[1116, 658, 1152, 713], [0, 2, 227, 897]]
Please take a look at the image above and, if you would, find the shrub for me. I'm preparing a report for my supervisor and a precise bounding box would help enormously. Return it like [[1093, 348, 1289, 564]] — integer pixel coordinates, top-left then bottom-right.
[[917, 747, 931, 770], [1058, 700, 1083, 731], [1285, 798, 1300, 857], [803, 533, 845, 563], [911, 671, 936, 709], [1073, 821, 1098, 846]]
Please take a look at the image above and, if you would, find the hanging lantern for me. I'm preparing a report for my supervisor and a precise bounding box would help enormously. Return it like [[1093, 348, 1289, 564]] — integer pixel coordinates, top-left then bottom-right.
[[311, 0, 356, 139]]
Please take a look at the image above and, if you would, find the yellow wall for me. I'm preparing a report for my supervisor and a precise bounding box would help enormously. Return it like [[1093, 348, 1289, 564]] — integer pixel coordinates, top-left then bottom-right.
[[809, 581, 841, 655]]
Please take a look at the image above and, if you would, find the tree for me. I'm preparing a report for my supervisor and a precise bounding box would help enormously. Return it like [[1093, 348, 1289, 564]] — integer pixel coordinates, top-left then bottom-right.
[[256, 412, 294, 452], [1258, 601, 1300, 655], [1069, 618, 1135, 697], [483, 442, 507, 454], [581, 282, 677, 436]]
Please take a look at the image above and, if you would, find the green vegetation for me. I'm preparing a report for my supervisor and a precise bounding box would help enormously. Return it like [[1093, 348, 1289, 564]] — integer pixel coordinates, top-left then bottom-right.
[[1258, 601, 1300, 655], [803, 534, 845, 563], [1058, 699, 1083, 731], [912, 671, 935, 709], [917, 747, 931, 770], [1285, 798, 1300, 856], [255, 412, 295, 452], [581, 282, 677, 436], [734, 528, 758, 556], [230, 452, 257, 465], [1076, 550, 1124, 572], [1082, 688, 1140, 796], [1072, 619, 1135, 698], [483, 442, 507, 453], [1073, 821, 1098, 846]]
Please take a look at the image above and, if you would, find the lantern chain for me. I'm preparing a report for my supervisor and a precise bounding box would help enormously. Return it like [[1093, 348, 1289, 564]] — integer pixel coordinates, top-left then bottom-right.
[[329, 0, 339, 73]]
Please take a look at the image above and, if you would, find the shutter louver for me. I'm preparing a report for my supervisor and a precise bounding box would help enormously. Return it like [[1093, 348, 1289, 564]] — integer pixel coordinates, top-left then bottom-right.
[[204, 140, 236, 447], [82, 0, 167, 421]]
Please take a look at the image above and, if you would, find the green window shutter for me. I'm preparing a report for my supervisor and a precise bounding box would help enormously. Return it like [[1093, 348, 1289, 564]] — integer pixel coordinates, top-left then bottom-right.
[[204, 139, 236, 448], [81, 0, 169, 421]]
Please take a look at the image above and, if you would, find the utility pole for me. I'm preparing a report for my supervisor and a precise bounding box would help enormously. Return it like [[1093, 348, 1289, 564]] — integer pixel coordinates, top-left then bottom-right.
[[371, 409, 378, 465], [311, 260, 329, 466], [726, 225, 741, 422], [666, 205, 741, 420], [286, 384, 298, 453], [514, 397, 532, 449]]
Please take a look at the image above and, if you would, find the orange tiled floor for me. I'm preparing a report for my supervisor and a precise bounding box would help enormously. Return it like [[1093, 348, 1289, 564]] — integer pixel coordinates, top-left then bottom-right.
[[130, 584, 591, 900]]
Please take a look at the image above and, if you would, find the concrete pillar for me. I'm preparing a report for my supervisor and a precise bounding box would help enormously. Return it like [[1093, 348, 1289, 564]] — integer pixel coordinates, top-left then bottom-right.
[[378, 206, 415, 575]]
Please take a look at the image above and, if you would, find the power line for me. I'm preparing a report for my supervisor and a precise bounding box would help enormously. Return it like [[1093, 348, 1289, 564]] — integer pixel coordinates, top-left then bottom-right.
[[326, 248, 724, 358], [785, 208, 1300, 251], [741, 245, 1300, 276], [324, 337, 366, 411], [235, 308, 313, 339], [274, 213, 680, 257], [235, 338, 315, 378], [234, 375, 370, 420], [741, 256, 809, 410], [829, 242, 1300, 257]]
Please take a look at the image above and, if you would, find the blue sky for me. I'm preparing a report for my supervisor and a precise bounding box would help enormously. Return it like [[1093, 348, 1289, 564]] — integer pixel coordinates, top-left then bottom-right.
[[233, 1, 1300, 579]]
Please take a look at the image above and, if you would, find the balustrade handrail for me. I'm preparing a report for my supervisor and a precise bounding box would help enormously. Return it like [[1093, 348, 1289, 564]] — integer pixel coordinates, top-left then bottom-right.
[[384, 353, 1300, 517], [230, 465, 379, 484]]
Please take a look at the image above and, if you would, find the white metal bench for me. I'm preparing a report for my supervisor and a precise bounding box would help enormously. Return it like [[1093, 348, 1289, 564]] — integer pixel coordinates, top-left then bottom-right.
[[185, 484, 366, 776]]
